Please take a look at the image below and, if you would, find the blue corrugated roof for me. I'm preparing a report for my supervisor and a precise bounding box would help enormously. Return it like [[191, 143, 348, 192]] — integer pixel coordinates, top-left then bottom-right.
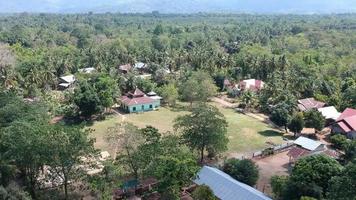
[[194, 166, 271, 200]]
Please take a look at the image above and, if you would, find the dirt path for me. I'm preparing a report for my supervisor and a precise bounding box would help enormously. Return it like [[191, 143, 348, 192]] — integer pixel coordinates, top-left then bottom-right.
[[112, 109, 126, 122], [211, 97, 237, 108]]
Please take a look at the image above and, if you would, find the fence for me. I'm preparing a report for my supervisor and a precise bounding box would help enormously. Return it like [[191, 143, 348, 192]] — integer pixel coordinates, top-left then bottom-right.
[[252, 142, 294, 158]]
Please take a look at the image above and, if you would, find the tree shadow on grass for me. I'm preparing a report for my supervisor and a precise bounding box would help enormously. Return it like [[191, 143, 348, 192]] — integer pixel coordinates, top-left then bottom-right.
[[258, 130, 284, 137]]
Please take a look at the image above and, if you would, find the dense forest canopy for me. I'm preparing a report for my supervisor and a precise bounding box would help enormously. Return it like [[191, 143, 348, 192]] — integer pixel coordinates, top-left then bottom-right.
[[0, 13, 355, 110], [1, 0, 356, 13], [0, 12, 356, 200]]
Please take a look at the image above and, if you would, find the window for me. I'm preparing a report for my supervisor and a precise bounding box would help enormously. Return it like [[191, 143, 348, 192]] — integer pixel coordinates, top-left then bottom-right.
[[133, 107, 136, 111], [142, 105, 145, 110], [149, 105, 153, 109]]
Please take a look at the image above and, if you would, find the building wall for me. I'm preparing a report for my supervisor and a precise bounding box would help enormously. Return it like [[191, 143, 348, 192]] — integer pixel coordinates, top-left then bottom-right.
[[332, 124, 356, 140], [126, 100, 160, 113], [347, 131, 356, 140], [331, 125, 346, 134]]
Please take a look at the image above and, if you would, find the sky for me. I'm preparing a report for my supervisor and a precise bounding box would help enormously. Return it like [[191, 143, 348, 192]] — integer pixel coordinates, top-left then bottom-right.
[[1, 0, 356, 14]]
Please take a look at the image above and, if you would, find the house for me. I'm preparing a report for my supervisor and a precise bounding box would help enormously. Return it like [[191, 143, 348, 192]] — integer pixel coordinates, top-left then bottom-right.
[[293, 136, 324, 151], [120, 88, 160, 113], [297, 98, 325, 112], [147, 91, 162, 100], [300, 128, 316, 137], [239, 79, 264, 92], [118, 64, 132, 74], [287, 136, 325, 162], [133, 62, 148, 73], [58, 74, 75, 89], [318, 106, 340, 121], [332, 108, 356, 139], [78, 67, 96, 74], [194, 166, 271, 200]]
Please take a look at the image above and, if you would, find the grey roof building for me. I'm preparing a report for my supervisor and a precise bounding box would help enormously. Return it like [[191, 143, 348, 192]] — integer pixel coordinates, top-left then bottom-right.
[[194, 166, 271, 200]]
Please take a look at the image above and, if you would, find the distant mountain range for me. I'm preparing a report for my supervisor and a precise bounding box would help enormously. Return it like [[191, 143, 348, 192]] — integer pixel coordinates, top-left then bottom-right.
[[1, 0, 356, 14]]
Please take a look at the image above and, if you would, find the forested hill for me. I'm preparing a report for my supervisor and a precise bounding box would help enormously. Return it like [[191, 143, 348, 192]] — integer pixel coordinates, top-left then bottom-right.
[[1, 0, 356, 14]]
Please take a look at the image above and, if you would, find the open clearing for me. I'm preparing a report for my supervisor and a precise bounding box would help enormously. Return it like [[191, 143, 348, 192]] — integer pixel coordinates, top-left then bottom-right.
[[87, 103, 284, 156], [254, 151, 290, 195]]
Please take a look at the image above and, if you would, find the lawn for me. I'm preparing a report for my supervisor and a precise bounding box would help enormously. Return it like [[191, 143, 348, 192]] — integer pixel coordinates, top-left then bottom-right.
[[211, 103, 284, 155], [125, 106, 189, 133], [87, 103, 283, 156]]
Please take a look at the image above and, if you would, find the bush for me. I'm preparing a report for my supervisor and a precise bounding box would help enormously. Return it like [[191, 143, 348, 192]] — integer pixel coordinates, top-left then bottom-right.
[[330, 134, 348, 150], [262, 147, 274, 157], [192, 185, 216, 200], [270, 175, 288, 200]]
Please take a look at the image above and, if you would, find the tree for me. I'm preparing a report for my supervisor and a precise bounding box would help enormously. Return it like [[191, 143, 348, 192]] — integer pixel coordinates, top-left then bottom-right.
[[94, 74, 119, 110], [288, 112, 304, 137], [149, 153, 198, 195], [270, 175, 288, 200], [222, 158, 259, 186], [73, 80, 103, 118], [179, 77, 199, 107], [0, 182, 31, 200], [303, 110, 326, 131], [283, 155, 342, 200], [240, 90, 257, 111], [153, 24, 164, 35], [47, 125, 94, 199], [174, 104, 228, 162], [327, 162, 356, 200], [1, 120, 51, 198], [330, 134, 348, 150], [343, 140, 356, 163], [158, 83, 178, 106], [270, 103, 291, 132], [135, 77, 156, 93], [192, 185, 216, 200], [106, 122, 144, 179], [180, 71, 218, 107]]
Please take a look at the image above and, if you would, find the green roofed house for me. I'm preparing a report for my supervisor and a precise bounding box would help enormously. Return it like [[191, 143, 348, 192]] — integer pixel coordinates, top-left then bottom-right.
[[120, 88, 160, 113]]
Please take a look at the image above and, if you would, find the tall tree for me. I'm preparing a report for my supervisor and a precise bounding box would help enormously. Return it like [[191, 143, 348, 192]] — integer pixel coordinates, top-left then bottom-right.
[[288, 112, 305, 137], [180, 71, 218, 107], [106, 122, 144, 179], [94, 74, 119, 110], [158, 83, 178, 106], [1, 120, 50, 198], [73, 80, 103, 119], [283, 155, 342, 200], [174, 103, 228, 162], [304, 110, 326, 131], [270, 103, 291, 132], [327, 162, 356, 200], [47, 125, 94, 199]]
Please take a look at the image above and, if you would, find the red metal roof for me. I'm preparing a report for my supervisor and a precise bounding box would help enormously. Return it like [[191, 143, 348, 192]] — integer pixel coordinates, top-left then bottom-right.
[[128, 88, 145, 97], [297, 98, 325, 111], [119, 64, 132, 72], [344, 115, 356, 131], [287, 147, 310, 160], [121, 96, 156, 106], [337, 108, 356, 121], [337, 121, 351, 133]]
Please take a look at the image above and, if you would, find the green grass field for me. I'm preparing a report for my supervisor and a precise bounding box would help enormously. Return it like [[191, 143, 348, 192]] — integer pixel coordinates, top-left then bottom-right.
[[87, 103, 283, 156]]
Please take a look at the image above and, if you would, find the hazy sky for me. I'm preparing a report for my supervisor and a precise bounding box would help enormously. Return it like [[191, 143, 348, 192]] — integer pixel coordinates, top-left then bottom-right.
[[1, 0, 356, 13]]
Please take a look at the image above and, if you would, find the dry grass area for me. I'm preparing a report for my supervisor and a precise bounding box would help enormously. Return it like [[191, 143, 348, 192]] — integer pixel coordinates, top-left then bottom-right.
[[87, 102, 284, 156]]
